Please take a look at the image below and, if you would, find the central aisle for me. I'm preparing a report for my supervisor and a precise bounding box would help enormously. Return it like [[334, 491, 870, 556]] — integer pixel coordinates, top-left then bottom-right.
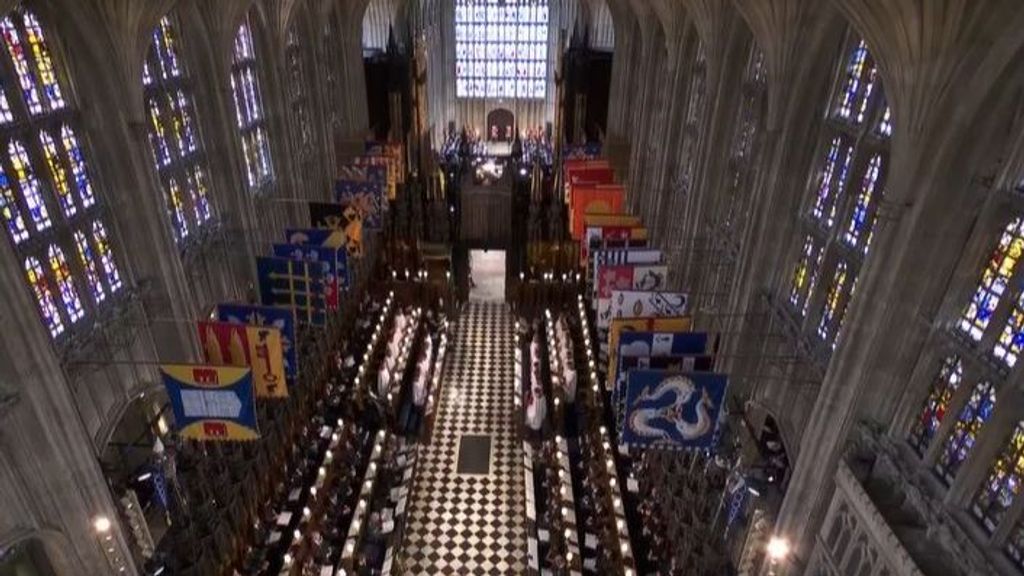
[[400, 301, 526, 574]]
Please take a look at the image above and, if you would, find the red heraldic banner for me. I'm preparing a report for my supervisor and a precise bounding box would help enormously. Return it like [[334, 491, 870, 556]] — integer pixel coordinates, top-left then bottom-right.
[[570, 186, 626, 240], [198, 321, 288, 399]]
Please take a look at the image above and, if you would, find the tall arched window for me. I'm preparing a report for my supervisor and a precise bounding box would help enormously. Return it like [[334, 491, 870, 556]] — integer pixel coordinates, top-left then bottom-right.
[[785, 36, 891, 349], [934, 381, 997, 484], [231, 12, 274, 193], [285, 26, 312, 167], [143, 15, 214, 245], [906, 355, 963, 455], [0, 6, 123, 338], [971, 422, 1024, 534], [700, 45, 767, 312]]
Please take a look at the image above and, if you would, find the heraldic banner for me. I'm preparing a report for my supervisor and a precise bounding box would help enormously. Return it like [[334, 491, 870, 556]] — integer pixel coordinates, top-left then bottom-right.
[[197, 321, 287, 398], [216, 304, 298, 379], [161, 364, 259, 441], [621, 370, 728, 450], [256, 256, 327, 326]]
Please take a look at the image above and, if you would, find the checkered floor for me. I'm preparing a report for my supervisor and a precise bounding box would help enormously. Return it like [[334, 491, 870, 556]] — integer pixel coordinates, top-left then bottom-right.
[[400, 301, 526, 574]]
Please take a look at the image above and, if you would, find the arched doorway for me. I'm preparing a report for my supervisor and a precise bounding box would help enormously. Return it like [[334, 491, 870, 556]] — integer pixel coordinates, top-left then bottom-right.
[[486, 108, 515, 141]]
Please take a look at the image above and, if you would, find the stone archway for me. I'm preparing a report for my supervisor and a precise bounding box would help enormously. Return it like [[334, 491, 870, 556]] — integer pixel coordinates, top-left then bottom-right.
[[486, 108, 515, 141]]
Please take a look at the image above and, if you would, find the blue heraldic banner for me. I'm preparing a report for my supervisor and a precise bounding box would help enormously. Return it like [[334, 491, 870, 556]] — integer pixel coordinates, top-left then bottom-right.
[[614, 331, 708, 407], [334, 178, 384, 230], [273, 243, 349, 301], [217, 304, 298, 379], [161, 364, 259, 442], [622, 370, 728, 450], [256, 256, 327, 326]]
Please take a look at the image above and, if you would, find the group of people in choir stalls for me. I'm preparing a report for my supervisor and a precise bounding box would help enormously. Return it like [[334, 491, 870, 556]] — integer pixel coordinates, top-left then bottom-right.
[[522, 314, 578, 436], [375, 306, 448, 434]]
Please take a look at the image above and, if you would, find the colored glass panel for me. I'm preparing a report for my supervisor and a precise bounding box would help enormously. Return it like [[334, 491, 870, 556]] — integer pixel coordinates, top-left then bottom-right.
[[142, 59, 152, 86], [166, 91, 184, 157], [73, 229, 104, 303], [91, 221, 122, 291], [176, 90, 197, 154], [843, 154, 883, 250], [231, 15, 273, 191], [0, 82, 12, 124], [835, 39, 876, 125], [24, 256, 62, 336], [908, 356, 963, 455], [47, 244, 83, 322], [153, 16, 181, 80], [60, 125, 96, 208], [0, 164, 27, 243], [39, 130, 74, 218], [936, 381, 997, 484], [147, 97, 170, 167], [878, 105, 892, 137], [995, 292, 1024, 368], [789, 234, 823, 315], [9, 139, 50, 231], [959, 218, 1024, 342], [454, 0, 549, 98], [972, 423, 1024, 534], [817, 261, 848, 342], [191, 165, 211, 223], [23, 11, 64, 112], [167, 177, 188, 240], [1, 16, 41, 115], [811, 137, 852, 229]]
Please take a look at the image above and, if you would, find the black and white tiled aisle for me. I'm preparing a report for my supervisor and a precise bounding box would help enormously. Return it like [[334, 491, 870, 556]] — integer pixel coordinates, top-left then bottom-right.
[[399, 301, 526, 574]]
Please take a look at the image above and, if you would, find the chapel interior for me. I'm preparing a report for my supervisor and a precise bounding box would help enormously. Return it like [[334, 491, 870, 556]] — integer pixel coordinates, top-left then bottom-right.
[[0, 1, 1022, 575]]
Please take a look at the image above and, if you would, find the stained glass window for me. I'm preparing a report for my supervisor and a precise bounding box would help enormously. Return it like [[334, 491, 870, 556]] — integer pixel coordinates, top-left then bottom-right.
[[790, 235, 823, 315], [144, 15, 215, 244], [834, 39, 876, 125], [0, 82, 12, 124], [959, 218, 1024, 342], [0, 163, 27, 243], [995, 293, 1024, 367], [47, 244, 83, 322], [935, 381, 997, 484], [60, 125, 95, 208], [907, 356, 963, 455], [73, 229, 104, 303], [231, 14, 274, 191], [843, 154, 882, 251], [92, 221, 122, 291], [0, 7, 124, 339], [1, 15, 41, 114], [454, 0, 549, 99], [817, 262, 849, 342], [9, 139, 49, 231], [24, 256, 62, 336], [39, 130, 74, 218], [972, 423, 1024, 534], [878, 105, 892, 137], [810, 137, 852, 229], [22, 11, 63, 112]]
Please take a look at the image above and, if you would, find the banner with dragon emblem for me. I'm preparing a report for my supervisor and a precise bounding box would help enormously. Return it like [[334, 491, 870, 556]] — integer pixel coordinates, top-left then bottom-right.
[[622, 370, 728, 449]]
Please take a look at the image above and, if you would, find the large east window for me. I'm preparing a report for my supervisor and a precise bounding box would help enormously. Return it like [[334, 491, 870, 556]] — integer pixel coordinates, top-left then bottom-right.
[[454, 0, 548, 99]]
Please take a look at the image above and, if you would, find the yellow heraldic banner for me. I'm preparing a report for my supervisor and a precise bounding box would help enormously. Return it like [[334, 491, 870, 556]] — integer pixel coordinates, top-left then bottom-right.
[[606, 316, 693, 386], [198, 321, 288, 398], [160, 364, 260, 442]]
